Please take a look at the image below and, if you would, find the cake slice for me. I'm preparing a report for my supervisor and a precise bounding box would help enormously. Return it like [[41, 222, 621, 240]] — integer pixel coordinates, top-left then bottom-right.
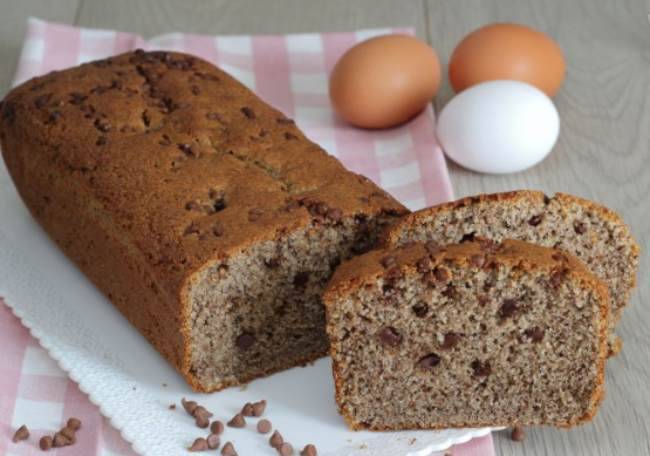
[[383, 190, 639, 354], [324, 240, 608, 430]]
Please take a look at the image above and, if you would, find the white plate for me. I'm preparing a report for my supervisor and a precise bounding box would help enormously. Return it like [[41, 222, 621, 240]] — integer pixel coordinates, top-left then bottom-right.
[[0, 163, 498, 456]]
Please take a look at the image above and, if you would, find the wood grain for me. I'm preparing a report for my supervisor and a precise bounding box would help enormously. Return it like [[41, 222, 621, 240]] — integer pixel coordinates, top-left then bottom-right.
[[0, 1, 648, 454], [426, 1, 650, 455], [76, 0, 428, 37]]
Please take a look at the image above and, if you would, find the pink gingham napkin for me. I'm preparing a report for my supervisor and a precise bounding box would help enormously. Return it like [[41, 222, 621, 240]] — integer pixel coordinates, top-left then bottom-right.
[[0, 18, 494, 456]]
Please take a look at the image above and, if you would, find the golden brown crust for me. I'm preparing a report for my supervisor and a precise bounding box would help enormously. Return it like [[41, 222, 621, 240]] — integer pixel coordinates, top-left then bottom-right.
[[0, 50, 406, 390], [324, 239, 610, 430], [380, 190, 546, 247]]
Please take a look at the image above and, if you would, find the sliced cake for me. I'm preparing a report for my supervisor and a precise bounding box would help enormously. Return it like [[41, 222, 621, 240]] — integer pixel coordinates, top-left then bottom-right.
[[383, 190, 639, 354], [324, 240, 608, 430]]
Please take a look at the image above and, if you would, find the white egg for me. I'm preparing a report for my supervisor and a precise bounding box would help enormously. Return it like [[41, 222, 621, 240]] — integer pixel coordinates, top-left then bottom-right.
[[437, 80, 560, 174]]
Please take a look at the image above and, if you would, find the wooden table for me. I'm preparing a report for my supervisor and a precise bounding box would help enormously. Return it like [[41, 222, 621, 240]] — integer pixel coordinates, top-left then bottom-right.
[[1, 1, 648, 455]]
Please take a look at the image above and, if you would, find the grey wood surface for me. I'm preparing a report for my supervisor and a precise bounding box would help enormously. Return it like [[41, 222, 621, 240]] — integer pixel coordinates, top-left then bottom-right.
[[0, 0, 648, 455]]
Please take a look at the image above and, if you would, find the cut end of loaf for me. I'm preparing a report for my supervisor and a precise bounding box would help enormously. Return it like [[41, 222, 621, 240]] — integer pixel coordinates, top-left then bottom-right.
[[186, 214, 393, 392], [325, 241, 608, 430]]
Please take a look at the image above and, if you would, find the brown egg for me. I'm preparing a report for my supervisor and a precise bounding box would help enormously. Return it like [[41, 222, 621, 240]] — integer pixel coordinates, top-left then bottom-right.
[[449, 23, 566, 96], [329, 35, 441, 129]]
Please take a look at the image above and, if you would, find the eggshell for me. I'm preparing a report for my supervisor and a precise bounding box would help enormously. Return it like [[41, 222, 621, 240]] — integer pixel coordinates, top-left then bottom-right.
[[329, 34, 441, 129], [437, 80, 560, 174], [449, 23, 566, 96]]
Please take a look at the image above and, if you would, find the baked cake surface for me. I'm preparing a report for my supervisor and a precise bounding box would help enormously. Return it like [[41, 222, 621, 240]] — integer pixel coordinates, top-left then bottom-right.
[[0, 50, 407, 391], [324, 240, 608, 430], [383, 190, 639, 354]]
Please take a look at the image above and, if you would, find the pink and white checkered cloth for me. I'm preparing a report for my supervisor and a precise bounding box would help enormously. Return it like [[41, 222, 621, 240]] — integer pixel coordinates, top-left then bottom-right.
[[0, 18, 494, 456]]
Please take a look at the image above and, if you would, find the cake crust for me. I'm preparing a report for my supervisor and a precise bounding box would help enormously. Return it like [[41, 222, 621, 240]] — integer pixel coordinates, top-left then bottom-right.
[[0, 50, 406, 391]]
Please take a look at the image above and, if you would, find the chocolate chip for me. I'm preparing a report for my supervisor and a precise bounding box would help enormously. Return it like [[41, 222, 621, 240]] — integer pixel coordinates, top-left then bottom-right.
[[210, 420, 224, 435], [257, 419, 272, 434], [241, 107, 255, 119], [236, 332, 256, 350], [169, 404, 176, 410], [380, 255, 397, 268], [252, 400, 267, 416], [241, 402, 254, 416], [212, 223, 224, 237], [191, 85, 201, 95], [69, 92, 86, 105], [284, 132, 298, 140], [471, 359, 491, 377], [433, 267, 449, 282], [184, 222, 200, 236], [470, 254, 485, 267], [293, 271, 310, 288], [96, 136, 107, 146], [384, 266, 402, 282], [460, 232, 476, 243], [159, 134, 172, 146], [498, 299, 519, 320], [440, 333, 462, 349], [378, 327, 402, 347], [524, 327, 545, 343], [552, 252, 568, 262], [94, 118, 111, 132], [60, 426, 75, 441], [227, 413, 246, 428], [182, 398, 198, 415], [528, 215, 543, 226], [1, 101, 16, 124], [511, 425, 525, 442], [34, 93, 52, 108], [416, 257, 432, 273], [177, 143, 196, 157], [40, 435, 53, 450], [47, 110, 62, 124], [195, 414, 210, 429], [301, 444, 318, 456], [12, 425, 29, 443], [441, 284, 458, 299], [550, 268, 569, 287], [412, 303, 429, 318], [270, 430, 284, 448], [189, 437, 209, 451], [52, 432, 70, 447], [194, 405, 213, 419], [574, 221, 587, 234], [278, 442, 294, 455], [221, 441, 238, 456], [248, 208, 263, 221], [276, 117, 295, 124], [207, 434, 221, 450], [418, 353, 441, 369], [264, 257, 281, 268]]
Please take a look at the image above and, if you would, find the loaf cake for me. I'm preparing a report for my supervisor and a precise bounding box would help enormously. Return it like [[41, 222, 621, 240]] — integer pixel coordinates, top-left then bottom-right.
[[0, 50, 407, 392], [324, 240, 609, 430], [383, 190, 639, 354]]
